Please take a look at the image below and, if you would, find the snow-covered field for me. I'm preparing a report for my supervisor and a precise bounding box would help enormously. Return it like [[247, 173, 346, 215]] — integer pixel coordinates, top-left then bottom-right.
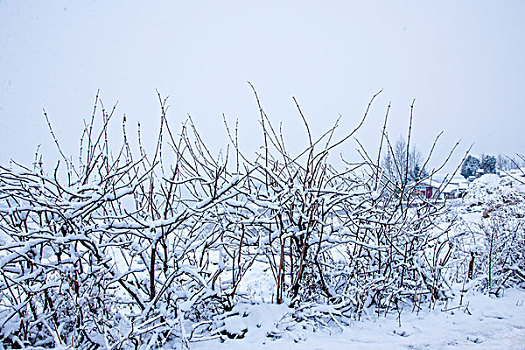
[[190, 288, 525, 350]]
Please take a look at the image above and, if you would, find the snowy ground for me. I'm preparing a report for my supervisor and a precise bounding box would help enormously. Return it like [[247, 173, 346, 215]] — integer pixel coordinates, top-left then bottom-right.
[[190, 288, 525, 350]]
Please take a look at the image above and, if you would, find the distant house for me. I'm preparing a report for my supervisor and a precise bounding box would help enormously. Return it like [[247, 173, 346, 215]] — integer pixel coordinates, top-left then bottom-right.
[[466, 169, 485, 182], [411, 177, 467, 200], [442, 177, 469, 199], [474, 169, 485, 180], [442, 183, 462, 199], [411, 179, 441, 199]]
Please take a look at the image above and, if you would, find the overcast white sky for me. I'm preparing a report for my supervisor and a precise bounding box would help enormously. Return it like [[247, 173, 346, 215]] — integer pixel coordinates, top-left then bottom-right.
[[1, 1, 524, 171]]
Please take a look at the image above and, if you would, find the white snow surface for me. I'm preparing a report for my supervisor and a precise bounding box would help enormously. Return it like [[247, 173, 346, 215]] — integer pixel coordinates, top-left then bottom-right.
[[465, 174, 525, 207], [190, 289, 525, 350]]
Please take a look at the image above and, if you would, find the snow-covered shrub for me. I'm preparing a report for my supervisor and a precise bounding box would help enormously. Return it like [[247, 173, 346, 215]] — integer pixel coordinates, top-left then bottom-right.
[[221, 94, 456, 319], [479, 213, 525, 293], [0, 97, 244, 347], [451, 174, 525, 294], [0, 156, 143, 346], [0, 91, 461, 348]]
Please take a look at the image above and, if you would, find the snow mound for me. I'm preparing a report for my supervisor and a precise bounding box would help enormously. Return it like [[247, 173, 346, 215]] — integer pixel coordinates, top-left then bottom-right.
[[220, 315, 248, 339], [465, 174, 525, 207]]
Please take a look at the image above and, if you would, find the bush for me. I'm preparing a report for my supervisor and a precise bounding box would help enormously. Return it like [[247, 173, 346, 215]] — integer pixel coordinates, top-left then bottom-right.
[[0, 91, 467, 348]]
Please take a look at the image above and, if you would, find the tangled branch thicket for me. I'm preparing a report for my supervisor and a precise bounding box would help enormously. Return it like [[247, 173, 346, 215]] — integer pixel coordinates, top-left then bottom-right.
[[0, 90, 492, 348]]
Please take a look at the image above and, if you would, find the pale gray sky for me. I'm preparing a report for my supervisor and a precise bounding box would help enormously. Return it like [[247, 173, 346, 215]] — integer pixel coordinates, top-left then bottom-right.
[[1, 1, 524, 171]]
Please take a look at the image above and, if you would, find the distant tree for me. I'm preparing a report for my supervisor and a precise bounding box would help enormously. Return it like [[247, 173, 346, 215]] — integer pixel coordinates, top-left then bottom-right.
[[408, 147, 427, 182], [481, 154, 497, 174], [411, 162, 428, 182], [461, 155, 480, 178], [382, 148, 395, 181], [497, 154, 512, 172], [394, 137, 407, 183], [498, 154, 525, 171], [382, 136, 427, 184]]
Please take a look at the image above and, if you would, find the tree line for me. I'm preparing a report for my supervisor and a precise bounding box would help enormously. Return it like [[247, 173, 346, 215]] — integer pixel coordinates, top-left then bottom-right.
[[461, 154, 525, 179]]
